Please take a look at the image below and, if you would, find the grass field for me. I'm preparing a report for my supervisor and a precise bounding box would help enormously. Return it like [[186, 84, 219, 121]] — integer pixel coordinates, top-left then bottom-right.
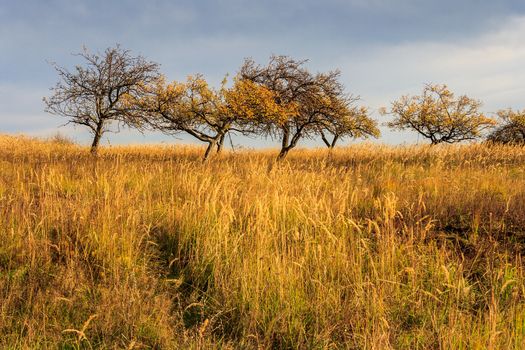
[[1, 134, 525, 349]]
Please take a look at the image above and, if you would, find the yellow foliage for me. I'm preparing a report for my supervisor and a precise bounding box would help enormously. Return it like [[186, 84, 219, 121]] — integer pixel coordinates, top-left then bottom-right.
[[223, 78, 297, 125], [385, 84, 496, 144]]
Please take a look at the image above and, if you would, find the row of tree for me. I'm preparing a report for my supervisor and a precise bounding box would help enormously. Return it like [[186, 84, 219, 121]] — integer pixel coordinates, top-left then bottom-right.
[[44, 45, 525, 160]]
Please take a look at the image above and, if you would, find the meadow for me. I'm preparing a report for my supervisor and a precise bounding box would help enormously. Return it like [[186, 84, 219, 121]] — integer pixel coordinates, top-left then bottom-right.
[[1, 134, 525, 349]]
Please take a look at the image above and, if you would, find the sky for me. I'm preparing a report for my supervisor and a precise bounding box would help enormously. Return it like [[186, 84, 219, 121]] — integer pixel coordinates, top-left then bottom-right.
[[1, 0, 525, 148]]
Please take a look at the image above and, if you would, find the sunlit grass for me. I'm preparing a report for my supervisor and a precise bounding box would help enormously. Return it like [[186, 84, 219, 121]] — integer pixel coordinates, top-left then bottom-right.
[[1, 134, 525, 348]]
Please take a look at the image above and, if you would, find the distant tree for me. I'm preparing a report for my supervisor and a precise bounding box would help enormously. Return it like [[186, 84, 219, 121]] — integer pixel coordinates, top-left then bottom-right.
[[240, 55, 363, 160], [487, 109, 525, 144], [130, 74, 287, 160], [382, 84, 495, 144], [319, 105, 380, 148], [44, 45, 160, 154]]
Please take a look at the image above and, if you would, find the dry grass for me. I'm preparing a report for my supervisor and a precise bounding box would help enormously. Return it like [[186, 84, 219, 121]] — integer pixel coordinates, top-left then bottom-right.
[[1, 134, 525, 349]]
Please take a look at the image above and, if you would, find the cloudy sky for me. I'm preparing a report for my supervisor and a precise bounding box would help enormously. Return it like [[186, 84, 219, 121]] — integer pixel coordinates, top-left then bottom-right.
[[1, 0, 525, 147]]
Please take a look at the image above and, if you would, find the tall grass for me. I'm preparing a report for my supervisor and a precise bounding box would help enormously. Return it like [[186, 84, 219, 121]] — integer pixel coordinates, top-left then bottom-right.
[[1, 134, 525, 349]]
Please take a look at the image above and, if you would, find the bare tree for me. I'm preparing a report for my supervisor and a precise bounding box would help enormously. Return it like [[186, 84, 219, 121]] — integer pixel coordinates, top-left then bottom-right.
[[382, 84, 495, 145], [487, 109, 525, 144], [43, 45, 160, 154], [240, 55, 363, 160]]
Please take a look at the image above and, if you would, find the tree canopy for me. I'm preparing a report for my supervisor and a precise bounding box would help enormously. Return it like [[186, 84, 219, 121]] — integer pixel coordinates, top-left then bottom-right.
[[383, 84, 496, 144], [487, 109, 525, 144], [318, 105, 380, 148], [240, 55, 373, 159], [44, 45, 160, 154], [128, 74, 290, 160]]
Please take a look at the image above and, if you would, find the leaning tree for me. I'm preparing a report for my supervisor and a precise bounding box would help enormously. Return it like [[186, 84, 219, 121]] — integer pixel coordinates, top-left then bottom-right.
[[44, 45, 160, 154], [240, 55, 369, 159], [129, 74, 288, 160], [383, 84, 495, 144], [487, 108, 525, 144]]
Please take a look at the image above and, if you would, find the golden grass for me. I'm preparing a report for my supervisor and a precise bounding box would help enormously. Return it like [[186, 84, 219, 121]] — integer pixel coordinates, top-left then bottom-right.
[[1, 134, 525, 349]]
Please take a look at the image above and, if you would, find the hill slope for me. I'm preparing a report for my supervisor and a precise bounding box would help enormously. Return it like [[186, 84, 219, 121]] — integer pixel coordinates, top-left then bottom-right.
[[1, 135, 525, 348]]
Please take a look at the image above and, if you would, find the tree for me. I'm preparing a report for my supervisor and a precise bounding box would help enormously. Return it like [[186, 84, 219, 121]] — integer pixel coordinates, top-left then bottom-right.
[[487, 109, 525, 144], [318, 106, 380, 148], [43, 45, 160, 154], [130, 74, 287, 160], [240, 55, 361, 160], [383, 84, 495, 144]]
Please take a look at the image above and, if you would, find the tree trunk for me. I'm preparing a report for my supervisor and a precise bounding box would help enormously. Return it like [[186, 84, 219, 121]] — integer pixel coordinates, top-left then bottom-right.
[[281, 127, 290, 150], [330, 135, 339, 148], [277, 147, 290, 161], [90, 122, 104, 155], [216, 133, 226, 154], [277, 126, 291, 160], [203, 140, 216, 161], [320, 131, 331, 148]]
